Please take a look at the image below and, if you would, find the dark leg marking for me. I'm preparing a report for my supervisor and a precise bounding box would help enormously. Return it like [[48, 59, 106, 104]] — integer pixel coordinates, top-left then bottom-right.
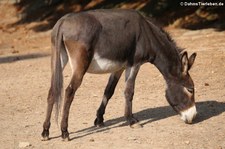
[[94, 69, 124, 127]]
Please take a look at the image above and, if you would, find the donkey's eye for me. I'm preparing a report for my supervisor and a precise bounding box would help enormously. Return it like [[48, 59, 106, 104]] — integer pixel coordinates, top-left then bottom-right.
[[186, 88, 194, 94]]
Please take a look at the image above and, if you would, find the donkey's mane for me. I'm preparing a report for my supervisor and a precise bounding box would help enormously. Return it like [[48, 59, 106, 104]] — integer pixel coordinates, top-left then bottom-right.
[[143, 15, 185, 76], [159, 27, 184, 54], [143, 15, 184, 54]]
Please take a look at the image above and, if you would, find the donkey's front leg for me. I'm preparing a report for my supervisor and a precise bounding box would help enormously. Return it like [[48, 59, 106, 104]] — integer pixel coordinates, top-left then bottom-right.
[[94, 69, 124, 127], [124, 66, 140, 126]]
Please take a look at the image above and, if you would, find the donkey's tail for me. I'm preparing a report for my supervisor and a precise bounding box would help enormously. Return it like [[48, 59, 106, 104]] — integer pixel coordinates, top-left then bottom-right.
[[51, 19, 65, 124]]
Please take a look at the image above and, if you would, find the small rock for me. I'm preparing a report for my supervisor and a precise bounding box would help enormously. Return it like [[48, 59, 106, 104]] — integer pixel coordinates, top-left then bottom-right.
[[89, 138, 95, 142], [204, 83, 209, 86], [130, 123, 143, 129], [24, 125, 30, 128], [127, 137, 137, 141], [134, 140, 141, 144], [19, 142, 31, 148], [184, 140, 190, 145]]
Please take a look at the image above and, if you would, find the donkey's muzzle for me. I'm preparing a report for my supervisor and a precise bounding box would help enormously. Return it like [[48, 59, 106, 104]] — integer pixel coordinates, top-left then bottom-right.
[[180, 105, 197, 124]]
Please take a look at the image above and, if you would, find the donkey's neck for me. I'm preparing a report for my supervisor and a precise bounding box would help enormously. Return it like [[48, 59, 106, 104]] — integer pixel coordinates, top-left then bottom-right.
[[153, 47, 181, 81], [147, 24, 182, 80]]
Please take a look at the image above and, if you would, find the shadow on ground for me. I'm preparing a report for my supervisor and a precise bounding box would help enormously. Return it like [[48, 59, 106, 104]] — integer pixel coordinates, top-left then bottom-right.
[[0, 53, 49, 63], [48, 100, 225, 141]]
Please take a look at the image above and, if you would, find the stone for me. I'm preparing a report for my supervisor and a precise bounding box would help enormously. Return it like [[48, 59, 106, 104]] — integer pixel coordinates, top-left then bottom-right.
[[19, 142, 31, 148]]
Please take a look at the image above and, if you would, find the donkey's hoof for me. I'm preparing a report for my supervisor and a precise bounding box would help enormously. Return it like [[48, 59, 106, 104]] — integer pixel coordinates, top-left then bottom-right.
[[94, 118, 105, 127], [96, 122, 105, 127], [61, 130, 70, 141], [41, 136, 50, 141], [41, 129, 49, 141], [62, 136, 70, 142], [127, 117, 139, 126]]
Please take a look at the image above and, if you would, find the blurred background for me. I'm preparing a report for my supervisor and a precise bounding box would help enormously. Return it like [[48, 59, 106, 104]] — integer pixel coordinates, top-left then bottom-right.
[[2, 0, 225, 32]]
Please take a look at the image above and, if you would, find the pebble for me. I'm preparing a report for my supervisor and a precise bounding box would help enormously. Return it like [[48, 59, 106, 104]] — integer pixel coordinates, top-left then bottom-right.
[[130, 123, 143, 129], [134, 140, 141, 144], [204, 83, 209, 86], [127, 137, 142, 144], [19, 142, 31, 148], [127, 137, 137, 141]]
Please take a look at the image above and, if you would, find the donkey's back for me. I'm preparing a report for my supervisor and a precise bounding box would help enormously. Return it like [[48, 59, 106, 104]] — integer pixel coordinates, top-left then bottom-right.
[[52, 9, 151, 73]]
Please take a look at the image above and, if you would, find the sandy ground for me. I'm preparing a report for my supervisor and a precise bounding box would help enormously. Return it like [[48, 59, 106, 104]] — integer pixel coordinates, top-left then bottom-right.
[[0, 4, 225, 149]]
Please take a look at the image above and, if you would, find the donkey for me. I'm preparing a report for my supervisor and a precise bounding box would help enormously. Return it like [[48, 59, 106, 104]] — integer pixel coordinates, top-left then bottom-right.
[[42, 9, 197, 141]]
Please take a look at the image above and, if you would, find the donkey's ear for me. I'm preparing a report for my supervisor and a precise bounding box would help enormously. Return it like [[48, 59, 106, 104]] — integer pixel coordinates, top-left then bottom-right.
[[188, 53, 197, 70], [181, 51, 188, 74]]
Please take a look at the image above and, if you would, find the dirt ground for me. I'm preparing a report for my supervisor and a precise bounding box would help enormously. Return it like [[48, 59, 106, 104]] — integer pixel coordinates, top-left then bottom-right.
[[0, 4, 225, 149]]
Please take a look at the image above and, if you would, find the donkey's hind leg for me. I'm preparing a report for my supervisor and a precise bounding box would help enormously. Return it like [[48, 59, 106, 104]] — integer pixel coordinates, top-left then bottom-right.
[[94, 69, 124, 127], [61, 73, 83, 141], [61, 41, 90, 141], [42, 86, 54, 141], [42, 42, 68, 141]]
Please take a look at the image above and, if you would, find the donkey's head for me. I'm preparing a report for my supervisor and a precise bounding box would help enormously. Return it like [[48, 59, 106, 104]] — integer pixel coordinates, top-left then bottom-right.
[[165, 51, 197, 124]]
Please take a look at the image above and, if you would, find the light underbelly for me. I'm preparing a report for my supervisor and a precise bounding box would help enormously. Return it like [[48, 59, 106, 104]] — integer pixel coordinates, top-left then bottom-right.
[[87, 55, 125, 74]]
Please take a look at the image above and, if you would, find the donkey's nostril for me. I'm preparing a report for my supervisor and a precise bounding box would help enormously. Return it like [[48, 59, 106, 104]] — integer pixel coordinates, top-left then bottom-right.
[[180, 105, 197, 124]]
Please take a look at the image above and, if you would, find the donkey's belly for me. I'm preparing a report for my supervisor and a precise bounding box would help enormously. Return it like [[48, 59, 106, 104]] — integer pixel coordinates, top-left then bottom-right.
[[87, 55, 125, 74]]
